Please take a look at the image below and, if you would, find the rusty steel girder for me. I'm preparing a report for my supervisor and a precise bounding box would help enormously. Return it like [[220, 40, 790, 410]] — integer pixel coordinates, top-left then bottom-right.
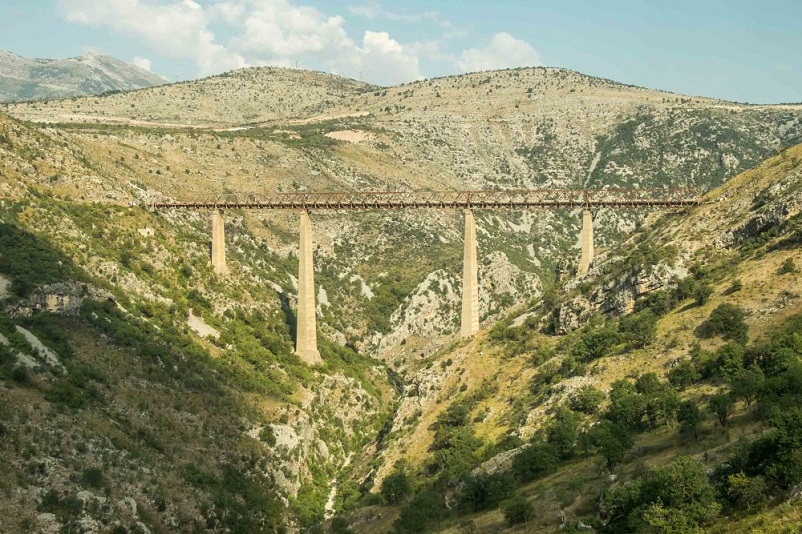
[[150, 188, 702, 211]]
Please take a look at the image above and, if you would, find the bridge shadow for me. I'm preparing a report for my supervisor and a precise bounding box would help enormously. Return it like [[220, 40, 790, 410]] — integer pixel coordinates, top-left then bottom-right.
[[279, 292, 297, 347]]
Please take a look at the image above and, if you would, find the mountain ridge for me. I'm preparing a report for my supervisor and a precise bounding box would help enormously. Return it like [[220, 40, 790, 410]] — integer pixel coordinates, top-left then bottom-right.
[[0, 50, 166, 103]]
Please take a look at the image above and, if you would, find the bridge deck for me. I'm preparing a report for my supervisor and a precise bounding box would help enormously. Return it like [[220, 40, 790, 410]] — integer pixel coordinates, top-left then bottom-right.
[[151, 189, 701, 210]]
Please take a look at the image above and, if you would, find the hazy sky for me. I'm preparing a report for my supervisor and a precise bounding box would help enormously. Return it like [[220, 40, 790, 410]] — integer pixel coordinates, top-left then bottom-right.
[[0, 0, 799, 103]]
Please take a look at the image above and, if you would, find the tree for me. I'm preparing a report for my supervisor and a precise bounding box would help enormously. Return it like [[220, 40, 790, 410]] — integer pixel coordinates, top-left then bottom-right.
[[729, 365, 764, 407], [678, 400, 703, 441], [572, 322, 620, 362], [604, 456, 720, 532], [607, 379, 646, 430], [546, 406, 582, 459], [694, 283, 714, 305], [589, 420, 634, 469], [381, 466, 412, 505], [667, 359, 700, 390], [394, 489, 446, 534], [709, 392, 735, 428], [503, 495, 534, 526], [459, 472, 515, 512], [726, 472, 768, 510], [511, 442, 559, 483], [716, 342, 746, 381], [620, 310, 658, 348], [636, 373, 680, 428], [699, 303, 748, 344], [569, 385, 605, 414]]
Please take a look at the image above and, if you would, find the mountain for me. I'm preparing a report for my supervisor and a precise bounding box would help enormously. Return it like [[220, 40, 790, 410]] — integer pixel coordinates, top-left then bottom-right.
[[1, 66, 802, 532], [3, 66, 801, 361], [0, 50, 166, 103]]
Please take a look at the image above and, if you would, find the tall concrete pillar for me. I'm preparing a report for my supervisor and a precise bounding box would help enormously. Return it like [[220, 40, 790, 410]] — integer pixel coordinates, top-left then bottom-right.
[[296, 211, 322, 365], [211, 209, 229, 275], [578, 209, 594, 276], [461, 209, 479, 338]]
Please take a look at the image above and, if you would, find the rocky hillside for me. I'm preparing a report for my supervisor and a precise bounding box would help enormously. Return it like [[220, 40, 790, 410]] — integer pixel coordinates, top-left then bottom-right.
[[5, 67, 375, 126], [2, 66, 802, 532], [0, 111, 397, 532], [346, 143, 802, 533], [0, 50, 166, 103]]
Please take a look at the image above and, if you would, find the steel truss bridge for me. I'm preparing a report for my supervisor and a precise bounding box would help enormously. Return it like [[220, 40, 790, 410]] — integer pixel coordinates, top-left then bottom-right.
[[150, 188, 702, 211]]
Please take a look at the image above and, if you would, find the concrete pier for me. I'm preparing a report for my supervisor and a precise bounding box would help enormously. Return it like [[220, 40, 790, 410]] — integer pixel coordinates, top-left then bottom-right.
[[211, 209, 229, 275], [296, 211, 322, 365], [578, 209, 594, 276], [461, 209, 479, 338]]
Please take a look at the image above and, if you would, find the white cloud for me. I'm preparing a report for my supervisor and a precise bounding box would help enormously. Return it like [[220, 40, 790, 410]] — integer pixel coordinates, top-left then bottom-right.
[[208, 1, 246, 24], [225, 1, 421, 85], [59, 0, 429, 85], [229, 0, 353, 58], [348, 2, 453, 27], [132, 56, 152, 71], [347, 2, 381, 19], [457, 32, 541, 73], [58, 0, 246, 75], [327, 31, 422, 85]]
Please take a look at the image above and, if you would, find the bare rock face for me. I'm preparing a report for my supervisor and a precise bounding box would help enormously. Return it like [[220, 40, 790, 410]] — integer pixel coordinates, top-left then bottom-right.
[[554, 261, 688, 334], [471, 444, 530, 477], [34, 513, 61, 534], [7, 282, 113, 316]]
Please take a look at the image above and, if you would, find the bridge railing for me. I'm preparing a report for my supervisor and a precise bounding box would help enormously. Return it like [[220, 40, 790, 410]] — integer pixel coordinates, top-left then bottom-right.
[[150, 188, 702, 211]]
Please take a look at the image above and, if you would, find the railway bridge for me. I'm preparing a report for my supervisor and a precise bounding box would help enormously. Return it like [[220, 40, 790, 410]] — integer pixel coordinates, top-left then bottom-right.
[[152, 188, 700, 365]]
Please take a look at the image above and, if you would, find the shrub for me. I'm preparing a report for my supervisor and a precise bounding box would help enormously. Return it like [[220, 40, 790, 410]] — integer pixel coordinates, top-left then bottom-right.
[[619, 310, 657, 348], [459, 472, 515, 512], [667, 359, 700, 390], [394, 489, 446, 534], [259, 426, 277, 446], [511, 442, 559, 482], [330, 516, 354, 534], [699, 303, 748, 344], [11, 365, 30, 384], [604, 456, 720, 532], [708, 392, 735, 428], [569, 385, 605, 414], [678, 400, 703, 441], [81, 467, 104, 488], [589, 420, 634, 469], [381, 467, 412, 505], [694, 283, 714, 305], [778, 257, 798, 274], [503, 495, 534, 526]]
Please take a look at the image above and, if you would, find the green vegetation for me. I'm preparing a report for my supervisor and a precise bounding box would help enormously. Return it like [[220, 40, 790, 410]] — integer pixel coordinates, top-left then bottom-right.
[[503, 495, 535, 526], [603, 456, 720, 532]]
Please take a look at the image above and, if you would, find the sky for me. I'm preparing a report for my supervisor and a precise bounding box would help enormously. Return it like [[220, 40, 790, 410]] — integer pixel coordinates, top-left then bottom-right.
[[0, 0, 800, 104]]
